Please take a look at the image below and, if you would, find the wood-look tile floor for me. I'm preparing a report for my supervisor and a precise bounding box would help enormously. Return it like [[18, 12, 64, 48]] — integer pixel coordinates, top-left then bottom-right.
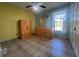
[[1, 35, 75, 57]]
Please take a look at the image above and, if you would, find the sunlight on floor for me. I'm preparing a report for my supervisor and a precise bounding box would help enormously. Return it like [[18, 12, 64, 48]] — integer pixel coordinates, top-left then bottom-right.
[[51, 38, 65, 56]]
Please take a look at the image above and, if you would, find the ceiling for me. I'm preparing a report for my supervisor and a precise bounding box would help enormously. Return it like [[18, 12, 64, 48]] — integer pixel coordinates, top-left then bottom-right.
[[10, 2, 69, 14]]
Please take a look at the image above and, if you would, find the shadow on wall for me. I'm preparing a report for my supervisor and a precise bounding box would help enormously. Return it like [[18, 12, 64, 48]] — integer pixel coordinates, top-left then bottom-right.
[[16, 20, 21, 39]]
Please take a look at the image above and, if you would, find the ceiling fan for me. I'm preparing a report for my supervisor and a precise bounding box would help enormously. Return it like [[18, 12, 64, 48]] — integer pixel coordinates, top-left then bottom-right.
[[25, 2, 46, 8]]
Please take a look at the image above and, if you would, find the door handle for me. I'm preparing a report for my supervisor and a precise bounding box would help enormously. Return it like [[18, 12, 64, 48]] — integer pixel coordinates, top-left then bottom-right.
[[74, 27, 76, 31]]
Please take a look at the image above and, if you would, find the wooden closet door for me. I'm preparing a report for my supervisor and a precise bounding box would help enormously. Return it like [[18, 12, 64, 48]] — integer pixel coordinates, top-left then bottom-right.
[[20, 20, 32, 39]]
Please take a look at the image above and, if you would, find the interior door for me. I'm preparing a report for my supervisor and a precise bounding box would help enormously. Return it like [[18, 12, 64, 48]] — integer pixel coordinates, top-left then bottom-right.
[[20, 20, 32, 39], [75, 3, 79, 56], [70, 3, 79, 56]]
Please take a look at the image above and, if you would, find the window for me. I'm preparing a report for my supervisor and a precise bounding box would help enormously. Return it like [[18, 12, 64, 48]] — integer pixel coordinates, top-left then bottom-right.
[[54, 13, 66, 31]]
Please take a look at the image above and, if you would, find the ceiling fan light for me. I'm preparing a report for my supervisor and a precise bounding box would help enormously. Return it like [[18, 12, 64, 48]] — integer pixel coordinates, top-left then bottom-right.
[[33, 6, 38, 11]]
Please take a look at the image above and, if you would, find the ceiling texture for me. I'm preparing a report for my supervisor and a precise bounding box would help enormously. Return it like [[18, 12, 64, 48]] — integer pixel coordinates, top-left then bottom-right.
[[10, 2, 69, 14]]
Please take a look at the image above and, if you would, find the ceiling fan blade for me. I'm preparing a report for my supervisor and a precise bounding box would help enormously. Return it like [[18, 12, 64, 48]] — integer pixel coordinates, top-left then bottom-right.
[[26, 5, 32, 8], [40, 5, 46, 8]]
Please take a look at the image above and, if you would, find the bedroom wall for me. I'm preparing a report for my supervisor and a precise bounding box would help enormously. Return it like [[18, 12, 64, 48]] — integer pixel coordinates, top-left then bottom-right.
[[0, 3, 35, 42], [35, 5, 70, 38]]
